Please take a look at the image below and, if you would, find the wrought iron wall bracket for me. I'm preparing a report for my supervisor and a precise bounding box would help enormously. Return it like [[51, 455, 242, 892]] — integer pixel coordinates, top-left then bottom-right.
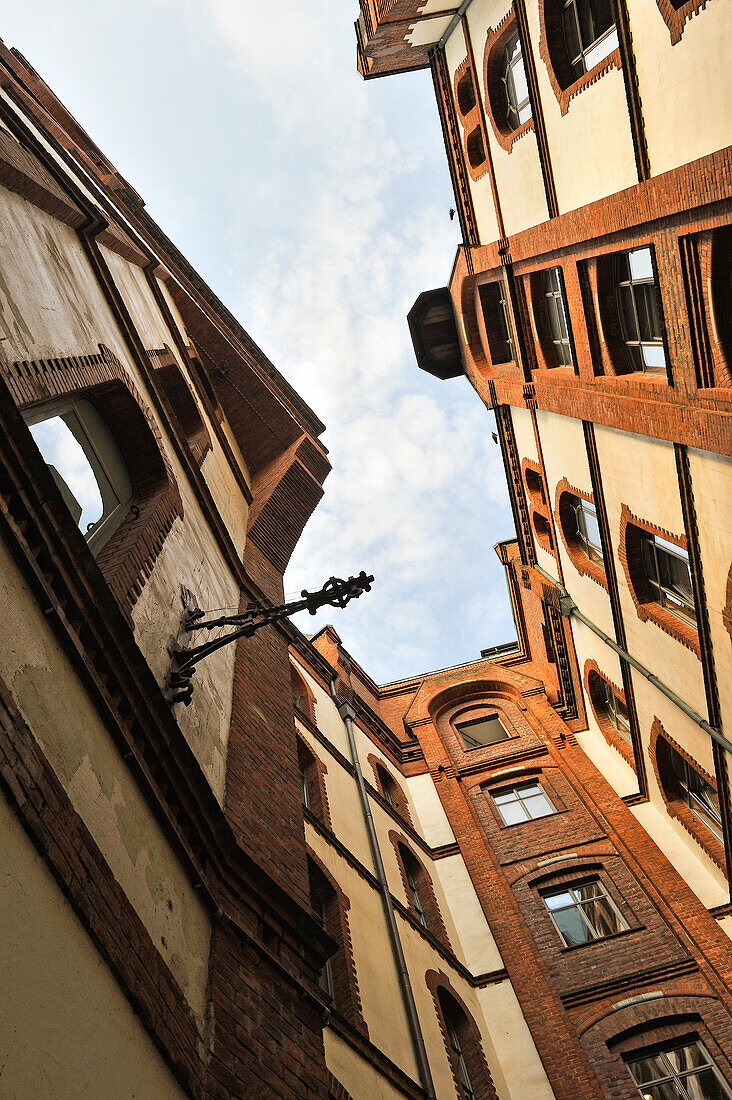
[[163, 573, 374, 705]]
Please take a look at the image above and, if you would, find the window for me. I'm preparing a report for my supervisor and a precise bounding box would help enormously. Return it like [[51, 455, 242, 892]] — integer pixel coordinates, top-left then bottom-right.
[[627, 1039, 732, 1100], [493, 781, 554, 825], [456, 713, 509, 749], [543, 268, 573, 366], [500, 32, 532, 131], [525, 467, 545, 504], [405, 862, 428, 929], [26, 398, 132, 552], [445, 1015, 476, 1100], [310, 892, 335, 999], [599, 679, 631, 742], [616, 248, 667, 373], [478, 281, 515, 364], [568, 496, 603, 563], [666, 744, 723, 842], [562, 0, 619, 78], [300, 755, 311, 810], [297, 739, 329, 827], [542, 878, 627, 946], [640, 533, 695, 624], [456, 70, 476, 115], [466, 125, 486, 169]]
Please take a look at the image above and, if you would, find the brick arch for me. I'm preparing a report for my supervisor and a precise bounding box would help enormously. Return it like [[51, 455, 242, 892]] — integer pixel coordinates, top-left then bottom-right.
[[649, 717, 726, 872], [537, 0, 622, 115], [655, 0, 720, 44], [368, 753, 414, 827], [453, 57, 489, 182], [306, 848, 368, 1036], [291, 662, 317, 724], [425, 970, 498, 1100], [389, 830, 451, 949], [483, 11, 535, 152], [3, 343, 182, 616], [297, 734, 331, 830], [555, 479, 608, 590], [583, 658, 634, 769], [618, 504, 700, 657]]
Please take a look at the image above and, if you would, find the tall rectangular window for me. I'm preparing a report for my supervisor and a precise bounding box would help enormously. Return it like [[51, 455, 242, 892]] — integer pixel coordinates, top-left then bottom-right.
[[542, 879, 627, 946]]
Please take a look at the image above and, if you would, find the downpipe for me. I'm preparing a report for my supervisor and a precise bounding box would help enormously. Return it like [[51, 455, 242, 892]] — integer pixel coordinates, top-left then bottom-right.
[[329, 681, 437, 1099]]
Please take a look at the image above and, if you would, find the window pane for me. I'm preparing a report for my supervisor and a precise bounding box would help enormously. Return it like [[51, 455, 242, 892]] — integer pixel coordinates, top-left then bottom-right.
[[618, 283, 639, 341], [457, 715, 508, 747], [666, 1044, 709, 1074], [573, 880, 605, 902], [582, 897, 624, 937], [629, 247, 654, 281], [583, 25, 618, 70], [511, 53, 529, 108], [492, 789, 518, 804], [498, 800, 529, 825], [657, 547, 693, 601], [544, 890, 575, 910], [582, 506, 601, 548], [684, 1068, 730, 1100], [30, 415, 103, 530], [523, 793, 553, 819], [629, 1052, 674, 1085], [518, 101, 533, 124], [553, 906, 592, 945], [642, 344, 667, 371], [637, 1084, 685, 1100], [562, 4, 581, 63]]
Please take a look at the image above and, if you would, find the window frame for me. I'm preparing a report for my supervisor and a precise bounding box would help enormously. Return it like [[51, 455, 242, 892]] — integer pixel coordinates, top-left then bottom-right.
[[541, 877, 628, 947], [543, 267, 574, 367], [478, 280, 515, 365], [561, 0, 619, 79], [500, 31, 532, 132], [600, 679, 632, 743], [615, 247, 668, 374], [667, 743, 724, 843], [626, 1037, 732, 1100], [640, 532, 696, 625], [455, 712, 510, 750], [569, 496, 603, 564], [492, 780, 555, 826]]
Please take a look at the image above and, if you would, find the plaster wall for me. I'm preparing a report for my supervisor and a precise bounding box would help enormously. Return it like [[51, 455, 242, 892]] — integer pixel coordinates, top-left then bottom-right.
[[476, 980, 556, 1100], [304, 666, 352, 759], [594, 424, 707, 717], [523, 0, 637, 215], [323, 1029, 411, 1100], [431, 853, 504, 972], [404, 771, 456, 846], [102, 247, 250, 555], [630, 795, 728, 908], [445, 33, 501, 245], [0, 791, 188, 1100], [0, 538, 212, 1020], [628, 0, 731, 177]]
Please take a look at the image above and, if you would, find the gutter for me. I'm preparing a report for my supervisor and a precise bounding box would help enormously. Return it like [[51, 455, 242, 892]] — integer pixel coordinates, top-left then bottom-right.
[[329, 681, 437, 1099], [437, 0, 477, 50], [532, 565, 732, 755]]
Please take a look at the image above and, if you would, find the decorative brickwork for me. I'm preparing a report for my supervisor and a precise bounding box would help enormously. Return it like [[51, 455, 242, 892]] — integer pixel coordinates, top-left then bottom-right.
[[2, 344, 182, 616], [522, 458, 556, 557], [555, 479, 608, 589], [425, 971, 498, 1100], [618, 503, 701, 657], [583, 658, 635, 768], [537, 0, 622, 114], [389, 830, 452, 949], [368, 753, 414, 828], [655, 0, 719, 44], [453, 58, 490, 182], [650, 718, 726, 872], [306, 850, 369, 1037], [482, 13, 535, 152]]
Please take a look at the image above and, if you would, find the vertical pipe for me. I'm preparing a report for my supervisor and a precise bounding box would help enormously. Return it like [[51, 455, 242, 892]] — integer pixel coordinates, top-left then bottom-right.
[[330, 683, 436, 1099]]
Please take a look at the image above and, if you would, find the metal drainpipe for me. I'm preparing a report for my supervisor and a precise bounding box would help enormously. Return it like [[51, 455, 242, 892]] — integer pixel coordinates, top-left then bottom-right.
[[329, 681, 437, 1100], [437, 0, 478, 50], [531, 565, 732, 755]]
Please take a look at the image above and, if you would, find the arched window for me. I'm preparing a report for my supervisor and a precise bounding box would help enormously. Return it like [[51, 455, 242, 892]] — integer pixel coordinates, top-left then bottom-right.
[[478, 281, 514, 364], [615, 247, 667, 373], [626, 1038, 732, 1099], [657, 737, 723, 844], [500, 32, 532, 132], [456, 71, 476, 115], [542, 268, 573, 366], [430, 983, 496, 1100], [563, 494, 602, 563], [26, 398, 133, 553], [393, 838, 451, 947], [561, 0, 618, 78], [639, 532, 695, 623], [371, 758, 412, 825], [307, 856, 367, 1033], [588, 671, 630, 743], [297, 738, 329, 827]]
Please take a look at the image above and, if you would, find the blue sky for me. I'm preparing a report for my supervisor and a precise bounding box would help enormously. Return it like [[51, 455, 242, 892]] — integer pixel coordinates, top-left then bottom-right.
[[2, 1, 515, 682]]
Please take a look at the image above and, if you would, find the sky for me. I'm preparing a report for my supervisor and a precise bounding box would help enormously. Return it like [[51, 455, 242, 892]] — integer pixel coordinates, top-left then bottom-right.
[[1, 0, 516, 683]]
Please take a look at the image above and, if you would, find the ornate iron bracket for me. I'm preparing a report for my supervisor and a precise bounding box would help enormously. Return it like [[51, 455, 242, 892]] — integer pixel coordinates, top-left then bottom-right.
[[164, 572, 374, 705]]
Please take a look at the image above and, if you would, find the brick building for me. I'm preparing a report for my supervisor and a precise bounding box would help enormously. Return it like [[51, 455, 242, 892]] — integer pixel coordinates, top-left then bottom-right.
[[0, 5, 731, 1099]]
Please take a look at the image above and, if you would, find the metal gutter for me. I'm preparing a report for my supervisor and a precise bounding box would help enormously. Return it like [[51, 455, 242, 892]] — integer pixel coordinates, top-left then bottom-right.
[[532, 565, 732, 754], [330, 682, 437, 1099]]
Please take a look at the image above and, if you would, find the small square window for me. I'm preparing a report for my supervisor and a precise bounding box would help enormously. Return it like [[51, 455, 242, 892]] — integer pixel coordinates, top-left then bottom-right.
[[542, 878, 627, 946], [492, 781, 554, 825], [456, 714, 508, 750]]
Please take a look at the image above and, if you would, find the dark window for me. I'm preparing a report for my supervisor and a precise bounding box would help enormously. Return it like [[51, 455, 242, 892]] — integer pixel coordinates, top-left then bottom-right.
[[615, 247, 667, 373], [525, 467, 545, 503], [567, 495, 603, 563], [456, 71, 476, 115], [600, 679, 631, 742], [478, 282, 515, 364], [405, 862, 428, 929], [542, 878, 627, 946], [665, 744, 723, 842], [493, 781, 554, 825], [466, 125, 486, 169], [640, 533, 696, 623], [543, 268, 573, 365], [501, 32, 532, 130], [456, 714, 509, 749], [626, 1039, 732, 1100], [26, 398, 132, 552], [445, 1015, 476, 1100], [310, 892, 334, 998], [562, 0, 618, 78]]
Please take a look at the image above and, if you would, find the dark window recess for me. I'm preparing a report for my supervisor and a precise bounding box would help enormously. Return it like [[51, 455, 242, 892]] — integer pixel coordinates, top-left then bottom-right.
[[310, 892, 334, 998], [616, 248, 667, 373], [601, 679, 631, 742], [525, 467, 546, 503], [543, 268, 573, 365], [640, 533, 696, 624], [534, 511, 553, 548], [446, 1015, 476, 1100], [568, 496, 603, 562], [626, 1039, 732, 1100], [562, 0, 618, 78], [456, 71, 476, 115], [542, 878, 627, 946], [663, 742, 724, 842], [479, 281, 515, 364], [493, 781, 554, 825], [466, 125, 487, 169], [501, 32, 532, 131], [456, 714, 509, 749]]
